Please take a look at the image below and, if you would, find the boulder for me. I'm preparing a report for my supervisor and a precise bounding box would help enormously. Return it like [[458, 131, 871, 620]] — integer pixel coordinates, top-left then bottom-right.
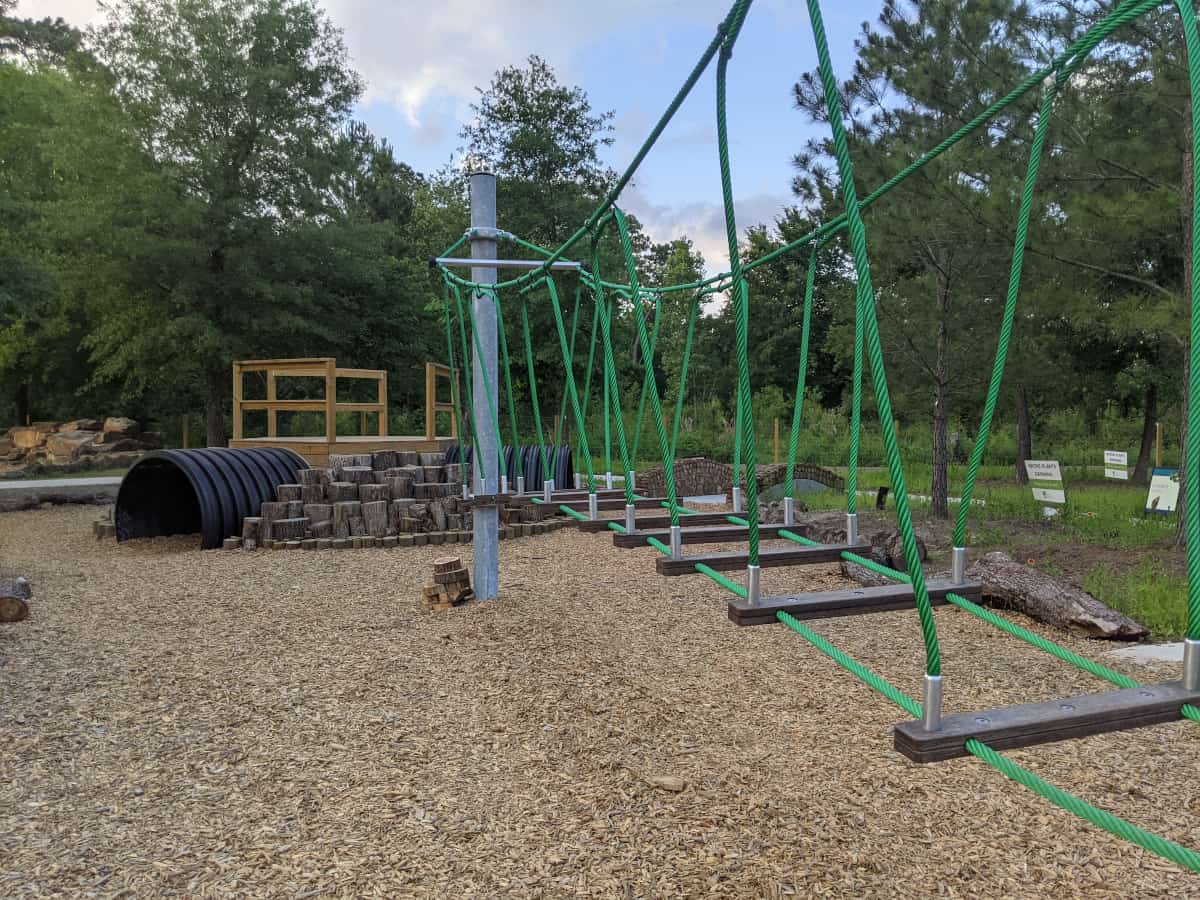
[[45, 429, 101, 460], [59, 418, 103, 432], [10, 426, 48, 450], [101, 417, 141, 440]]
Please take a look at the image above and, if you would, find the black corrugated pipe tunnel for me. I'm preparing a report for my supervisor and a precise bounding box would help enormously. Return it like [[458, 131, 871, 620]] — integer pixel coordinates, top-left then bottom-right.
[[115, 448, 308, 549]]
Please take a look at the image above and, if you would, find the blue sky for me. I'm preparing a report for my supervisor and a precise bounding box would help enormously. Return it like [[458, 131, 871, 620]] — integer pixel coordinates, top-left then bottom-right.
[[25, 0, 883, 274]]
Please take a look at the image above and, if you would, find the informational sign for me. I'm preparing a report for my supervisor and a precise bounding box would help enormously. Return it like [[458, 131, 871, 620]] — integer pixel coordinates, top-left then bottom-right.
[[1104, 450, 1129, 481], [1145, 468, 1181, 515], [1025, 459, 1066, 505]]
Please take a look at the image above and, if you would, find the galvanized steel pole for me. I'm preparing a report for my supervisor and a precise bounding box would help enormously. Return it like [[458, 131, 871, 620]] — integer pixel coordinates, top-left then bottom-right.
[[470, 172, 500, 600]]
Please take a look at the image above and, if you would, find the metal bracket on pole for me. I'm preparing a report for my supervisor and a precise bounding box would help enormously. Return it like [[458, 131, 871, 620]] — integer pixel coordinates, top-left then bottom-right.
[[846, 513, 858, 545], [952, 547, 967, 585], [732, 486, 743, 514], [1185, 639, 1200, 692], [784, 496, 795, 527], [462, 484, 471, 500], [543, 479, 554, 503], [922, 674, 943, 732], [746, 565, 761, 606], [605, 471, 614, 490], [625, 503, 636, 535], [669, 524, 682, 559], [516, 475, 525, 495], [574, 472, 582, 490], [588, 492, 598, 521]]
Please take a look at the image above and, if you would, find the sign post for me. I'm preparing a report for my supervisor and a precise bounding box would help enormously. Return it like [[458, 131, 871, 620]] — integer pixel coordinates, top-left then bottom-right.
[[1145, 468, 1181, 516], [1024, 459, 1066, 516]]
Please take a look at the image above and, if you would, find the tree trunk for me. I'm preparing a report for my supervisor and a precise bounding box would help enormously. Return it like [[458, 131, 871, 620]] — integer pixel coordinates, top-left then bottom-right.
[[1015, 383, 1031, 485], [14, 381, 29, 426], [930, 258, 950, 520], [206, 365, 228, 448], [1132, 382, 1158, 485]]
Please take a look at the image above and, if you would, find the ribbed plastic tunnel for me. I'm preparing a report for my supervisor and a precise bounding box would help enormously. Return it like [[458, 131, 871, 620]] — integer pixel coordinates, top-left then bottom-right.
[[115, 448, 309, 550]]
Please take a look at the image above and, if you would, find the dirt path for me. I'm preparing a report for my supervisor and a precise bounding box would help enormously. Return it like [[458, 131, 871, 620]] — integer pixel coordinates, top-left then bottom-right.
[[1, 506, 1197, 897]]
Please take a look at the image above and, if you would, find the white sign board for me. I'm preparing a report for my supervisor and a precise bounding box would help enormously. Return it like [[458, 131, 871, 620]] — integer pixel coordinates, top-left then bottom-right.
[[1025, 459, 1066, 505], [1145, 468, 1180, 515], [1104, 450, 1129, 481]]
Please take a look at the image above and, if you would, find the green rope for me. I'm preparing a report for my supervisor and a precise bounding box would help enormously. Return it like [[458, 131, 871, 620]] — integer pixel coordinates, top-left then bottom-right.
[[631, 293, 663, 465], [542, 276, 595, 492], [715, 0, 761, 564], [590, 237, 636, 504], [455, 283, 507, 479], [579, 299, 601, 468], [953, 79, 1058, 547], [785, 245, 818, 498], [520, 297, 551, 487], [805, 0, 941, 676], [669, 292, 702, 459], [490, 287, 523, 478], [440, 280, 477, 485], [555, 282, 584, 447]]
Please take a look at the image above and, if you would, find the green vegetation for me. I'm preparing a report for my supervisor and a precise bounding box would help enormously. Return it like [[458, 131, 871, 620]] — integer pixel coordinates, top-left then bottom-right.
[[1084, 561, 1188, 640]]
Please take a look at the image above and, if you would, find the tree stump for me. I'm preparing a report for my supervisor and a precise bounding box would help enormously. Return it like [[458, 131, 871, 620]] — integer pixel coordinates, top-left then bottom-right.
[[327, 482, 358, 502], [242, 517, 262, 545], [272, 517, 308, 541], [372, 450, 399, 470], [310, 520, 333, 539], [387, 476, 414, 500], [298, 468, 330, 486], [276, 484, 302, 502], [0, 595, 29, 622], [421, 465, 442, 484], [333, 501, 361, 539], [349, 516, 367, 537], [304, 503, 333, 524], [300, 484, 325, 504], [259, 502, 289, 540], [362, 500, 389, 537], [341, 466, 374, 485], [359, 484, 389, 503]]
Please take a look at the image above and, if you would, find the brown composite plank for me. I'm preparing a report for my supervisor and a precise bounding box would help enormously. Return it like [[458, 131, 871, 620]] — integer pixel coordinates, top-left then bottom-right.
[[727, 578, 982, 626], [655, 541, 868, 576]]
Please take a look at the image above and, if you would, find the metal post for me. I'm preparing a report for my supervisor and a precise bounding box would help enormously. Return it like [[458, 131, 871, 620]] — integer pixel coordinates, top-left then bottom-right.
[[543, 479, 553, 503], [470, 172, 499, 601], [588, 492, 599, 521], [501, 474, 509, 495], [606, 471, 614, 490], [784, 496, 795, 527], [845, 512, 858, 545], [732, 486, 743, 513], [746, 564, 761, 606], [625, 503, 636, 534], [669, 524, 682, 559], [952, 547, 966, 585], [574, 472, 582, 490], [1184, 638, 1200, 692], [922, 674, 943, 731], [516, 475, 525, 495]]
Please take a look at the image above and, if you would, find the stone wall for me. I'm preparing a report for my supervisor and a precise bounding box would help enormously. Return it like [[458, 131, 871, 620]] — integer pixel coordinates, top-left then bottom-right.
[[637, 457, 844, 498]]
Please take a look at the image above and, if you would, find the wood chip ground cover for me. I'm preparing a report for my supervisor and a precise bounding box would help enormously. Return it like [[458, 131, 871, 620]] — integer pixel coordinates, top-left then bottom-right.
[[1, 505, 1198, 896]]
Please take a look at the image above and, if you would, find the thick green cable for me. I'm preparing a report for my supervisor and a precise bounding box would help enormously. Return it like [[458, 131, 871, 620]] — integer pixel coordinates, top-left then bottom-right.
[[669, 292, 703, 459], [953, 80, 1058, 547], [579, 299, 601, 461], [490, 287, 523, 479], [590, 238, 636, 505], [555, 282, 584, 447], [448, 280, 491, 481], [455, 283, 507, 479], [612, 208, 683, 525], [805, 0, 941, 676], [631, 293, 664, 465], [785, 245, 818, 498], [542, 276, 595, 492], [603, 298, 613, 479], [715, 0, 761, 564], [440, 280, 478, 485], [1175, 0, 1200, 640], [520, 297, 551, 486]]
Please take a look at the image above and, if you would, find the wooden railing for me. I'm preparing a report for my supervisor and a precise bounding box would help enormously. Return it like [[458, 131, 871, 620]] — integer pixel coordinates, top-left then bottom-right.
[[424, 362, 459, 442], [232, 357, 387, 443]]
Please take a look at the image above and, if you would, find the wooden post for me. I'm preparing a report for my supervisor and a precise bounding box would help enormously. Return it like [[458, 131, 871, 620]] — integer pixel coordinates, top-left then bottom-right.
[[266, 370, 277, 438], [1156, 420, 1163, 467], [425, 362, 436, 442], [774, 417, 780, 464], [378, 372, 388, 436], [325, 358, 337, 445], [232, 363, 243, 441], [181, 414, 189, 449]]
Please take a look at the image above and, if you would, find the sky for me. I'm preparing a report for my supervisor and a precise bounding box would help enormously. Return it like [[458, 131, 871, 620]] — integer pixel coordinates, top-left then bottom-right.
[[18, 0, 881, 275]]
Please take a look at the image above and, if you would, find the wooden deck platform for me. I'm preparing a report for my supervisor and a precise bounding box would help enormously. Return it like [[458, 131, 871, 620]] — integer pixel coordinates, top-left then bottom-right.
[[229, 434, 449, 467], [894, 679, 1200, 763], [727, 578, 982, 626]]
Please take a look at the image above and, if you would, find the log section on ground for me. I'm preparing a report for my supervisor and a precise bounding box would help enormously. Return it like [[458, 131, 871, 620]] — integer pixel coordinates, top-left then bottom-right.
[[655, 540, 869, 576], [894, 680, 1200, 763], [727, 578, 983, 625]]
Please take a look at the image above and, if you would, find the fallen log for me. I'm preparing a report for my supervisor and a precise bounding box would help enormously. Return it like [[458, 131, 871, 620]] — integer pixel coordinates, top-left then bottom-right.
[[841, 549, 1148, 641]]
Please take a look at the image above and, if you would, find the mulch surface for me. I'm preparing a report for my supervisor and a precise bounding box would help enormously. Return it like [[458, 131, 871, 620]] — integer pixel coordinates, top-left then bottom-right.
[[1, 505, 1198, 897]]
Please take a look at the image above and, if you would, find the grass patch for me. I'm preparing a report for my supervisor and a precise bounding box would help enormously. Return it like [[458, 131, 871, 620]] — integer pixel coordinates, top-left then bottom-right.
[[1083, 560, 1188, 640]]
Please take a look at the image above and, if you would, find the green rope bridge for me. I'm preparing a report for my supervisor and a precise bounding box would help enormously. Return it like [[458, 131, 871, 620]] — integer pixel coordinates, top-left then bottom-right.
[[433, 0, 1200, 875]]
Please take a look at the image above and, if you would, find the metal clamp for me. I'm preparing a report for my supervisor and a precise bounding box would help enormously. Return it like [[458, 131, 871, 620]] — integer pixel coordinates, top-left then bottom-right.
[[784, 496, 795, 527], [746, 564, 761, 606], [543, 479, 554, 503], [500, 474, 509, 495], [1185, 638, 1200, 692], [605, 471, 614, 490], [669, 524, 682, 559], [845, 513, 858, 545], [588, 492, 598, 521], [628, 470, 636, 492], [625, 503, 636, 535], [732, 486, 743, 514], [952, 547, 966, 585], [922, 674, 943, 732], [516, 475, 525, 495]]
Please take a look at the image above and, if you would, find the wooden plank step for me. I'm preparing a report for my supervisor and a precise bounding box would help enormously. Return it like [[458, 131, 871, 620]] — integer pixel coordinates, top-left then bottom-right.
[[727, 578, 982, 626], [656, 541, 868, 576], [577, 512, 735, 533], [613, 522, 803, 548], [894, 680, 1200, 763], [556, 497, 668, 512]]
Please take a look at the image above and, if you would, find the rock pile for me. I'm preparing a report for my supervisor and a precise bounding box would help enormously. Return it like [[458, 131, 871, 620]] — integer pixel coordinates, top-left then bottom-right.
[[1, 417, 162, 466]]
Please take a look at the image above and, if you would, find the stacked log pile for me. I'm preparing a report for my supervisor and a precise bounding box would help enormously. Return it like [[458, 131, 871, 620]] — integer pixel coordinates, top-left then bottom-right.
[[421, 556, 474, 611], [223, 449, 570, 551]]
